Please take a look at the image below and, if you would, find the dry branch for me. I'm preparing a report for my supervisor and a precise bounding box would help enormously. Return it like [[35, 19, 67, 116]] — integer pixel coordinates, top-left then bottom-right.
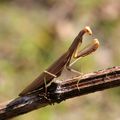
[[0, 66, 120, 120]]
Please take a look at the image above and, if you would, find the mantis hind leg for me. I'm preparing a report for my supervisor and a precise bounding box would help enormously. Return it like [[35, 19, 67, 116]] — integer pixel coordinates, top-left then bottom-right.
[[44, 70, 57, 78], [43, 70, 57, 94], [43, 77, 47, 94]]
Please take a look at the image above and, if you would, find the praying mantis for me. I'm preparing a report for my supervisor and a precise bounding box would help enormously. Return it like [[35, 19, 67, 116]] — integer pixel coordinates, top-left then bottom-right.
[[19, 26, 99, 96]]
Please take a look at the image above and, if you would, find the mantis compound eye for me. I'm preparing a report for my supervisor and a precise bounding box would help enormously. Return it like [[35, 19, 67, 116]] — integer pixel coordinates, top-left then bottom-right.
[[84, 26, 92, 35]]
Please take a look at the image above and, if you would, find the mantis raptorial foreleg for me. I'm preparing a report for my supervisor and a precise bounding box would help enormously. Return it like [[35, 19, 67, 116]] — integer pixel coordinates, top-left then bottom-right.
[[72, 39, 99, 91], [74, 39, 99, 58], [66, 39, 99, 74]]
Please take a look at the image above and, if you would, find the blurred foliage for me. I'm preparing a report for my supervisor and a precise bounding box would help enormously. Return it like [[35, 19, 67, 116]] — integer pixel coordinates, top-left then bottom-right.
[[0, 0, 120, 120]]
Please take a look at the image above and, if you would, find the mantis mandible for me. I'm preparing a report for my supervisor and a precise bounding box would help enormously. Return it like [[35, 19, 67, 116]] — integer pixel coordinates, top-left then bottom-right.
[[19, 26, 99, 96]]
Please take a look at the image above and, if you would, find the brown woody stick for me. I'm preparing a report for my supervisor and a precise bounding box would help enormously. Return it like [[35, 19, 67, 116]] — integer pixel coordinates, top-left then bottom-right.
[[0, 66, 120, 120]]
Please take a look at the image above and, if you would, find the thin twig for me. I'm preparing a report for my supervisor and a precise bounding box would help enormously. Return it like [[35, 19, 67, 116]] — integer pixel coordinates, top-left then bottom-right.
[[0, 66, 120, 120]]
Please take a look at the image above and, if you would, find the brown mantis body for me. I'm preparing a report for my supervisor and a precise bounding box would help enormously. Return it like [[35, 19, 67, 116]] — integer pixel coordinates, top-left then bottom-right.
[[19, 26, 99, 96]]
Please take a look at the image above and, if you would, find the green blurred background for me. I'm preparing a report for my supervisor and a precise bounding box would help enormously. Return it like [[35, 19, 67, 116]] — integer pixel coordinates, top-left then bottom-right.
[[0, 0, 120, 120]]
